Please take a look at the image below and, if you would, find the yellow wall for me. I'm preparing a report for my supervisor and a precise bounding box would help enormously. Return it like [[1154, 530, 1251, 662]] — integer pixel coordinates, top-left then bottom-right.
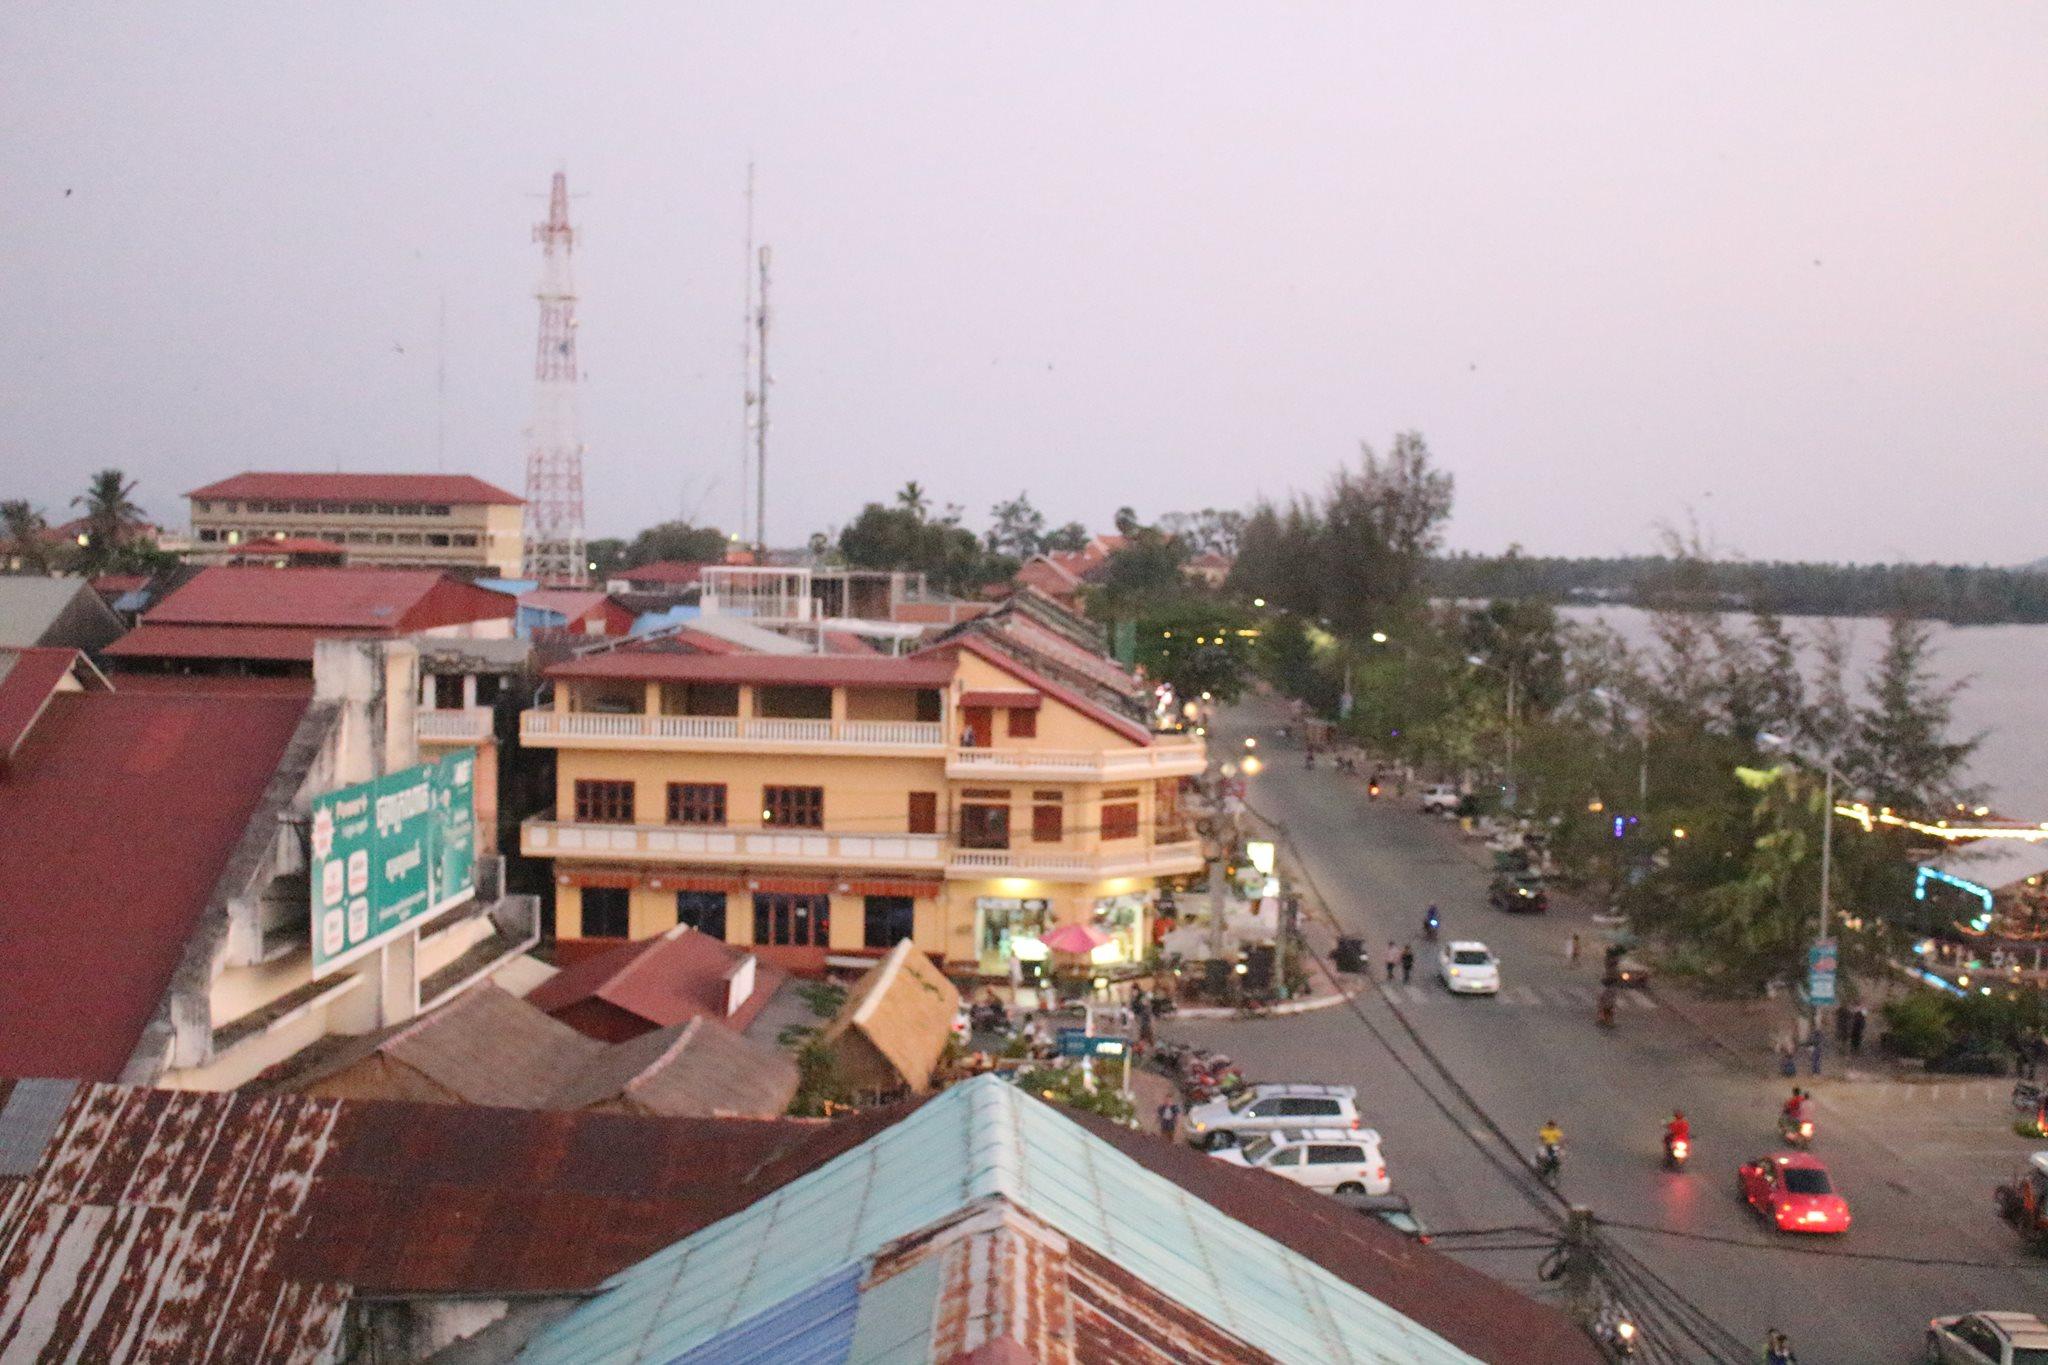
[[556, 878, 947, 955], [554, 749, 948, 832], [952, 651, 1134, 751]]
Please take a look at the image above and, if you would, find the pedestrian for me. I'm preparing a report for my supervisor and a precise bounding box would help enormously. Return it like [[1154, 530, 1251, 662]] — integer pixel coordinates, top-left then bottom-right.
[[1156, 1100, 1180, 1140], [1384, 942, 1399, 982], [1400, 943, 1416, 984], [1564, 932, 1580, 967], [1777, 1035, 1798, 1078], [1763, 1327, 1797, 1364], [1849, 1006, 1868, 1056]]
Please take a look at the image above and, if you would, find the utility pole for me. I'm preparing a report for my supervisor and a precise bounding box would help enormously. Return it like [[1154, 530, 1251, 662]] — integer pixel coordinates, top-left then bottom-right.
[[752, 243, 771, 558], [1560, 1207, 1599, 1326], [738, 162, 756, 548]]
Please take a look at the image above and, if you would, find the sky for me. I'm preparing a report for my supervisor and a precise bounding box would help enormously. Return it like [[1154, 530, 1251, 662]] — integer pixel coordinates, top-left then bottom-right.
[[3, 4, 2045, 563]]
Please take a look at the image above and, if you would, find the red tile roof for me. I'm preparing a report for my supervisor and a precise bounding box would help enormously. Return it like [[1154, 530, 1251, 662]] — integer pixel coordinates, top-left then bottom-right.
[[186, 471, 523, 506], [0, 690, 308, 1078], [520, 588, 618, 620], [90, 573, 149, 595], [528, 928, 788, 1035], [141, 566, 516, 631], [613, 560, 706, 585], [549, 650, 954, 688], [105, 622, 330, 662]]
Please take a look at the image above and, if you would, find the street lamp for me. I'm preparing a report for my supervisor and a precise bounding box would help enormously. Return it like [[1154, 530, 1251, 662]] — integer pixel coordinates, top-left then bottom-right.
[[1590, 686, 1649, 810], [1759, 730, 1840, 1074], [1466, 654, 1519, 809]]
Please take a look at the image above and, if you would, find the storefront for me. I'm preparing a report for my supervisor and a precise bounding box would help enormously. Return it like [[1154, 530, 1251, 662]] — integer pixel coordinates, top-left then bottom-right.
[[974, 895, 1053, 978]]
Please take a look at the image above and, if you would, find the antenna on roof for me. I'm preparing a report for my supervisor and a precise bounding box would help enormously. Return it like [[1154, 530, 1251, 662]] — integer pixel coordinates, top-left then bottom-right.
[[738, 162, 756, 548]]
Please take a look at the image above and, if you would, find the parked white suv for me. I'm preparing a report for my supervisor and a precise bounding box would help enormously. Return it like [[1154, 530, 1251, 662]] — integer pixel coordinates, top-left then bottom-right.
[[1419, 783, 1461, 816], [1213, 1128, 1391, 1195], [1184, 1083, 1360, 1150], [1439, 941, 1500, 995]]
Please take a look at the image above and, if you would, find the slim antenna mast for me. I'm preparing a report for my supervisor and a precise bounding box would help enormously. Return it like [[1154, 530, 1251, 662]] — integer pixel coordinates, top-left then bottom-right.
[[753, 244, 771, 557], [435, 294, 448, 471], [739, 163, 756, 547]]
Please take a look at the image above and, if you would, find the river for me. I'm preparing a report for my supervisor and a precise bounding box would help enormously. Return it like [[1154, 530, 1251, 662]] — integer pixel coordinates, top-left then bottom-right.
[[1558, 605, 2048, 887]]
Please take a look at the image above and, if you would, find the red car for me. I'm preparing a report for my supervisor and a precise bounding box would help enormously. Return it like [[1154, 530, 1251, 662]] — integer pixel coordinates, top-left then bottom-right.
[[1738, 1153, 1851, 1234]]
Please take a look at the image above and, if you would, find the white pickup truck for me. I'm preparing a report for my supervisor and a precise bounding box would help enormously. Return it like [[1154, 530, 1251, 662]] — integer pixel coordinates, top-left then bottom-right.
[[1418, 784, 1461, 816]]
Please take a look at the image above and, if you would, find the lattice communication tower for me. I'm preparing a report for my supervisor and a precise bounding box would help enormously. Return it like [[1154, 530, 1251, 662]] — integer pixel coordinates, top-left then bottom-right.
[[521, 170, 588, 583]]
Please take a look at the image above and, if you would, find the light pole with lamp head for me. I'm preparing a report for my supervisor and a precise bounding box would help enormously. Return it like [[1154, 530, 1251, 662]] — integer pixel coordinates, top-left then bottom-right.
[[1759, 731, 1838, 1075]]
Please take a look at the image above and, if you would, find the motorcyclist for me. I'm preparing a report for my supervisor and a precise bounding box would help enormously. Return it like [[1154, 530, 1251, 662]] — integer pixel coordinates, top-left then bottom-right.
[[1596, 985, 1618, 1027], [1664, 1109, 1690, 1157], [1423, 905, 1441, 940], [1538, 1119, 1564, 1168], [1781, 1088, 1814, 1138]]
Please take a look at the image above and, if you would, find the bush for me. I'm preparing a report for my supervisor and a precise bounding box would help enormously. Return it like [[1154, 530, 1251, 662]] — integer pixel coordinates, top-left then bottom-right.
[[1881, 992, 1954, 1062], [1013, 1063, 1137, 1125]]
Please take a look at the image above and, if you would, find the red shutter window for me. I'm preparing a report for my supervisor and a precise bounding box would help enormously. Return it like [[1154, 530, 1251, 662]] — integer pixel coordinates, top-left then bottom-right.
[[1032, 803, 1063, 843], [574, 779, 635, 824], [763, 785, 825, 829], [908, 791, 938, 834], [1101, 801, 1139, 840], [1006, 708, 1037, 739], [667, 783, 727, 825]]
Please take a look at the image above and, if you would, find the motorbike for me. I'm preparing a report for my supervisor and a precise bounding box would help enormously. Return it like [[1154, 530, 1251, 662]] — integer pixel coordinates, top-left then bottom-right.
[[1596, 990, 1618, 1029], [1367, 780, 1382, 799], [1780, 1115, 1815, 1148], [1663, 1133, 1690, 1171], [1536, 1143, 1563, 1188], [1423, 910, 1441, 942]]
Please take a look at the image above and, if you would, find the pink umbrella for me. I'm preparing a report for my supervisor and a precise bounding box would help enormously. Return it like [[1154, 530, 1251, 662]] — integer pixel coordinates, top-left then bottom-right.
[[1040, 922, 1112, 955]]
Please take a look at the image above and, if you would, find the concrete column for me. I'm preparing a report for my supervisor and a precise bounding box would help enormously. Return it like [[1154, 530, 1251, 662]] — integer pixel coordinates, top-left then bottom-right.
[[462, 674, 478, 708], [830, 687, 848, 724], [643, 681, 661, 716]]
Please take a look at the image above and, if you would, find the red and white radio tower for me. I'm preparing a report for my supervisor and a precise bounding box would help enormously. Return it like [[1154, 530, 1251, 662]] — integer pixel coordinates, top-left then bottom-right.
[[521, 170, 588, 584]]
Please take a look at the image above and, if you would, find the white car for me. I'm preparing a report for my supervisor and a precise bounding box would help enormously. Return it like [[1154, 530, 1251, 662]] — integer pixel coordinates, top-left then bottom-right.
[[1926, 1311, 2048, 1364], [1439, 941, 1500, 995], [1184, 1083, 1360, 1150], [1213, 1128, 1391, 1196], [1419, 784, 1461, 816]]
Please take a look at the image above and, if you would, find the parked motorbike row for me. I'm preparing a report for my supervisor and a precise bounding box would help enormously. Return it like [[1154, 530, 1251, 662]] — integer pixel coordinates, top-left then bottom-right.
[[1155, 1040, 1246, 1103]]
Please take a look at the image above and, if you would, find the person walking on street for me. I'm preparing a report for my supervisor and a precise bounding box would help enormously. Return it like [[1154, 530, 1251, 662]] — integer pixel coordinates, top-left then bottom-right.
[[1383, 942, 1400, 982], [1564, 932, 1580, 967], [1400, 943, 1416, 984], [1156, 1100, 1180, 1140], [1849, 1006, 1868, 1057]]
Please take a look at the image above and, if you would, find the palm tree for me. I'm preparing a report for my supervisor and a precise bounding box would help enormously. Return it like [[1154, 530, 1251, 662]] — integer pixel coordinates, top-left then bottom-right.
[[1, 500, 53, 575], [895, 481, 929, 522], [71, 469, 145, 574]]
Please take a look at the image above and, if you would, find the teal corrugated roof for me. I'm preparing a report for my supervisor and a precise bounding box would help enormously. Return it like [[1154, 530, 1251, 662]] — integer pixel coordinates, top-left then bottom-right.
[[518, 1076, 1484, 1365]]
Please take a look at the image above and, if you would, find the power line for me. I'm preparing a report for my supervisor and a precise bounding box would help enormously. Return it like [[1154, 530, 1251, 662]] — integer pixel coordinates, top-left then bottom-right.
[[1601, 1216, 2048, 1271]]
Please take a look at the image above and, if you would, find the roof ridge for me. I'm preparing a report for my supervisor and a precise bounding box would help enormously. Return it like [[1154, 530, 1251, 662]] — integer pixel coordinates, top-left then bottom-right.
[[624, 1018, 705, 1095]]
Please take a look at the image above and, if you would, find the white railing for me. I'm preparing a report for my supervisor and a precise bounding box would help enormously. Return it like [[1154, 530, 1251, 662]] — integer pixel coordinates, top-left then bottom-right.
[[945, 839, 1207, 879], [417, 707, 494, 742], [522, 819, 948, 867], [947, 739, 1209, 777], [522, 710, 945, 749]]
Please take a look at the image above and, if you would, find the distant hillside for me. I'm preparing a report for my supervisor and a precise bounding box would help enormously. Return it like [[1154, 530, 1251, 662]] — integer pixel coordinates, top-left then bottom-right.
[[1427, 554, 2048, 625]]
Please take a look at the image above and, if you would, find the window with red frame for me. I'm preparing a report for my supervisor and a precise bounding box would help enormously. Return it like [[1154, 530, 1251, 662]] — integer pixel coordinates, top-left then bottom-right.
[[752, 893, 830, 946], [1006, 707, 1037, 738], [907, 791, 939, 834], [574, 779, 635, 824], [1101, 800, 1140, 840]]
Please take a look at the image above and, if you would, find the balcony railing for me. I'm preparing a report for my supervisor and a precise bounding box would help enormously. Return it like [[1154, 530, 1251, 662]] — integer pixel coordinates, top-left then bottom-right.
[[522, 818, 948, 868], [946, 739, 1208, 779], [417, 707, 495, 742], [522, 710, 946, 750], [946, 838, 1207, 880]]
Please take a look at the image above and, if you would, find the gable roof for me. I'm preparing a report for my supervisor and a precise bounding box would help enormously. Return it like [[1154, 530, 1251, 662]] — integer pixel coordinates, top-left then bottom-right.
[[287, 984, 605, 1107], [0, 646, 105, 765], [544, 1016, 800, 1118], [137, 565, 515, 631], [928, 631, 1154, 746], [527, 925, 788, 1034], [519, 1076, 1538, 1365], [186, 470, 523, 506], [818, 939, 959, 1094], [0, 690, 309, 1079], [0, 576, 125, 652]]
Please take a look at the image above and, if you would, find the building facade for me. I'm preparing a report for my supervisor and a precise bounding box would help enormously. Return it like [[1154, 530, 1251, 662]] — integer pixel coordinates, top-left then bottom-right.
[[519, 637, 1206, 976], [185, 472, 526, 576]]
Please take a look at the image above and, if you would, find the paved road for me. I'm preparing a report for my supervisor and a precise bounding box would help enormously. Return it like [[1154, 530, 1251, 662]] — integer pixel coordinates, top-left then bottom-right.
[[1164, 698, 2048, 1362]]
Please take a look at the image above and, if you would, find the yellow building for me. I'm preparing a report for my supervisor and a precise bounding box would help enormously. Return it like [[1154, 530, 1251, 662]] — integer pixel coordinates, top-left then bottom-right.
[[520, 636, 1207, 977], [185, 472, 526, 577]]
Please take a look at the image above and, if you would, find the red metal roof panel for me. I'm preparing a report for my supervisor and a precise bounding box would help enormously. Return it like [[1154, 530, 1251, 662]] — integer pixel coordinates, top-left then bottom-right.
[[0, 691, 309, 1079], [104, 623, 330, 662], [528, 930, 789, 1035], [185, 471, 523, 506], [0, 647, 82, 761], [142, 566, 514, 631]]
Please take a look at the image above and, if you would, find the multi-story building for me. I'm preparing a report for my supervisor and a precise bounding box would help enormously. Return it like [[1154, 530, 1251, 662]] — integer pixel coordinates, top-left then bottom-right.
[[520, 633, 1207, 976], [185, 472, 526, 576]]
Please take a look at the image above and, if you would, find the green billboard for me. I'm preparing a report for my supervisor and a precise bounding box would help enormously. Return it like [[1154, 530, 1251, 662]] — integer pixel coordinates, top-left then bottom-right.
[[310, 748, 477, 978]]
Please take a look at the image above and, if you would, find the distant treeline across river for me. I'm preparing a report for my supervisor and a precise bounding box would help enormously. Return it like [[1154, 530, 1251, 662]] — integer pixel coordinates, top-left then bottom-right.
[[1428, 554, 2048, 625]]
